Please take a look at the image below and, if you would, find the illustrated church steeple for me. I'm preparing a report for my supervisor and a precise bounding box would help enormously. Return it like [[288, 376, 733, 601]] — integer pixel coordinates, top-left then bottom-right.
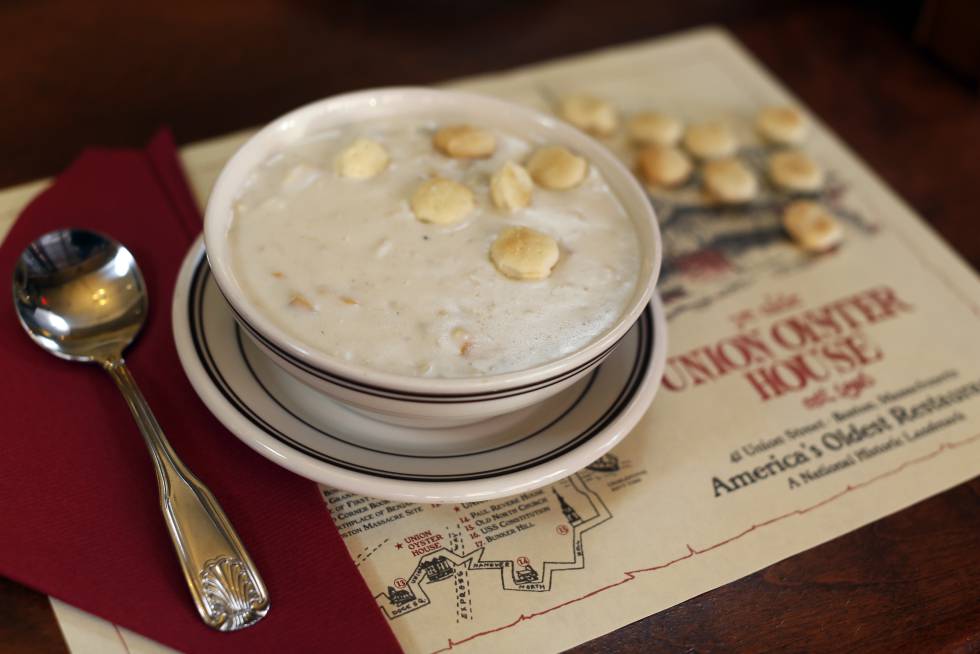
[[553, 489, 582, 525]]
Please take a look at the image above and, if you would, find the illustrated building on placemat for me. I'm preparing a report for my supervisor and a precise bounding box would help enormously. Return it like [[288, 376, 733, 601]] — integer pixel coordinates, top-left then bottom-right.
[[587, 453, 620, 472], [386, 586, 416, 605], [554, 489, 582, 525], [420, 556, 454, 582], [515, 564, 540, 583]]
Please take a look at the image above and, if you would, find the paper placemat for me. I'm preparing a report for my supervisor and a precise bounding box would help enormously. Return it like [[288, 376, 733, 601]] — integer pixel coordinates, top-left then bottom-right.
[[3, 27, 979, 654]]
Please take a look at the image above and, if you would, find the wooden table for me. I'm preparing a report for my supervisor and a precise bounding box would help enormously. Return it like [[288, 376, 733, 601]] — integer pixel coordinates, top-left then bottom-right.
[[2, 2, 978, 651]]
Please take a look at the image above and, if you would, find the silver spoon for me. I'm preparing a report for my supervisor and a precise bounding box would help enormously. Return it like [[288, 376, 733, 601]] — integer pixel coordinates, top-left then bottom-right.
[[12, 228, 269, 631]]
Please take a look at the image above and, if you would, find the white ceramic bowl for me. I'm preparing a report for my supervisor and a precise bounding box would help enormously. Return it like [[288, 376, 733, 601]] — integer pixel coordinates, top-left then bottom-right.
[[204, 87, 661, 428]]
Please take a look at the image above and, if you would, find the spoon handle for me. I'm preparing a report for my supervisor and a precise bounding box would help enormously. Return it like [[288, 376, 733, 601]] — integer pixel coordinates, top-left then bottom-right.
[[103, 358, 270, 631]]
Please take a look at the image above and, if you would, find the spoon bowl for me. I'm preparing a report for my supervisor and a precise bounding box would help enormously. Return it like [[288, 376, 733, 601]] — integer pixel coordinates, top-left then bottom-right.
[[13, 229, 146, 362]]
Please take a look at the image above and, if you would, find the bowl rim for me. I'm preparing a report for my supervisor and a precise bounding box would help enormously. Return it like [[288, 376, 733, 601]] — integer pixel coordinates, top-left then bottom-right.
[[204, 86, 661, 397]]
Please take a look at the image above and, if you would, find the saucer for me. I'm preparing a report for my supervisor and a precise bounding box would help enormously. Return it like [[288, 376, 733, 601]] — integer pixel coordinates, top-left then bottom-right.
[[172, 239, 667, 502]]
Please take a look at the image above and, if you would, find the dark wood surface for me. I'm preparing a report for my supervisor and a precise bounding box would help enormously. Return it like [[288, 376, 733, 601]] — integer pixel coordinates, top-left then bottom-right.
[[1, 1, 978, 652]]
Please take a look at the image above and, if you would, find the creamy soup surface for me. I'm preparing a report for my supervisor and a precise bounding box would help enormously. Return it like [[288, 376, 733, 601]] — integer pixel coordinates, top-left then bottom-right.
[[229, 118, 641, 378]]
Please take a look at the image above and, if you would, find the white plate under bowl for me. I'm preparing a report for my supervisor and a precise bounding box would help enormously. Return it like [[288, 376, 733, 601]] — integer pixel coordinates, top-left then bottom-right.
[[172, 239, 667, 502]]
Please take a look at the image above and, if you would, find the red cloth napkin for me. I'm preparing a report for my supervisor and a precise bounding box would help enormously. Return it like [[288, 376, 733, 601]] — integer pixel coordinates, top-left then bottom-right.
[[0, 130, 401, 653]]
